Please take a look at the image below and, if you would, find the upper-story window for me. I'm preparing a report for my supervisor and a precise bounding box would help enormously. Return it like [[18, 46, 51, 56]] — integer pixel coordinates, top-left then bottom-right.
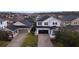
[[44, 22, 48, 25], [38, 22, 42, 25], [53, 22, 57, 25]]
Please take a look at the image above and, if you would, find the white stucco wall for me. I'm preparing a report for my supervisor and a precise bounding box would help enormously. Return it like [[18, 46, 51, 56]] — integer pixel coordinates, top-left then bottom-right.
[[0, 20, 8, 29], [2, 21, 8, 27]]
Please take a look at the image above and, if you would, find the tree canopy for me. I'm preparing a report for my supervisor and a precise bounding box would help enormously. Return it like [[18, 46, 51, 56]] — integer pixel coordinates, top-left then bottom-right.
[[55, 29, 79, 47]]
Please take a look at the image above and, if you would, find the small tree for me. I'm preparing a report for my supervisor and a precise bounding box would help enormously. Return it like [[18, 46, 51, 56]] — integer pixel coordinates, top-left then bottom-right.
[[31, 22, 36, 34]]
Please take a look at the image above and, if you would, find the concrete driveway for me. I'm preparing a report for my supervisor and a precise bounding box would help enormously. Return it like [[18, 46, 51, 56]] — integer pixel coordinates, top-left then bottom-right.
[[38, 34, 53, 47], [7, 32, 27, 47]]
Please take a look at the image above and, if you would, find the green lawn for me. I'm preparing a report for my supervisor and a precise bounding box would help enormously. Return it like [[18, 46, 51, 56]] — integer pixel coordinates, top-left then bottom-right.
[[21, 33, 38, 47], [0, 40, 10, 47]]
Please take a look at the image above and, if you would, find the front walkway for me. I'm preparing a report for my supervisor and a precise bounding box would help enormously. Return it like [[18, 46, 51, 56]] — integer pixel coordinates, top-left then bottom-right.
[[7, 32, 27, 47], [38, 34, 53, 47]]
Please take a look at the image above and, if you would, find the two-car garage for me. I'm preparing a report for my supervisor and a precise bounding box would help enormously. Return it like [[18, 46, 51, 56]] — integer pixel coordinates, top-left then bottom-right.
[[36, 28, 49, 35], [38, 30, 48, 34]]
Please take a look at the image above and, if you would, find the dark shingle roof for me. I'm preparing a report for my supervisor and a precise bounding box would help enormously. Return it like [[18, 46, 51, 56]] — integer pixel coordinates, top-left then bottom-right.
[[7, 25, 17, 31], [0, 18, 5, 22], [59, 15, 79, 21], [37, 16, 50, 21], [37, 15, 79, 21], [20, 20, 32, 28]]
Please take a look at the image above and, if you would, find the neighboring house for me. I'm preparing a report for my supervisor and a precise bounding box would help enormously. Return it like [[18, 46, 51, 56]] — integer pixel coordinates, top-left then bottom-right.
[[5, 25, 17, 33], [58, 15, 79, 26], [0, 18, 8, 29], [65, 18, 79, 32], [4, 25, 17, 38], [35, 16, 61, 38], [57, 15, 79, 32], [13, 20, 32, 33], [71, 18, 79, 25], [5, 20, 32, 38]]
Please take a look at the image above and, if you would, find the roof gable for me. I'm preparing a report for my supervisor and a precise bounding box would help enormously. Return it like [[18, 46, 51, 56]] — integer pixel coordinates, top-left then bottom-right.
[[37, 15, 61, 22], [74, 18, 79, 21], [37, 16, 50, 21], [43, 16, 61, 22], [13, 21, 25, 26], [13, 20, 32, 28]]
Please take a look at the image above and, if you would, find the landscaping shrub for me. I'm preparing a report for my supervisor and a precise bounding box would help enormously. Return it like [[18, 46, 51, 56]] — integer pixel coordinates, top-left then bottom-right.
[[0, 30, 10, 41], [55, 29, 79, 47]]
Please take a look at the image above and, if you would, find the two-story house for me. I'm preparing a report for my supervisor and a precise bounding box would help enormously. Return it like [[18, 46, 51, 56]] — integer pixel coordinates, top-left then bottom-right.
[[58, 15, 79, 26], [13, 20, 32, 33], [57, 15, 79, 32], [68, 18, 79, 32], [35, 16, 61, 38], [71, 18, 79, 25]]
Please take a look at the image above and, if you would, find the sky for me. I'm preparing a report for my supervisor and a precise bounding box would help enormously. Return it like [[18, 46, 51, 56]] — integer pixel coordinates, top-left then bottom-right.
[[0, 0, 79, 12]]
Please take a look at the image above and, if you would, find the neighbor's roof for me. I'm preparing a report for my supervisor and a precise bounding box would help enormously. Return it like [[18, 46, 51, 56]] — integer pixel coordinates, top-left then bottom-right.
[[0, 18, 5, 22], [20, 20, 32, 28], [6, 25, 17, 31], [13, 20, 32, 28], [13, 21, 25, 26], [59, 15, 79, 21]]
